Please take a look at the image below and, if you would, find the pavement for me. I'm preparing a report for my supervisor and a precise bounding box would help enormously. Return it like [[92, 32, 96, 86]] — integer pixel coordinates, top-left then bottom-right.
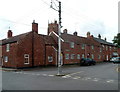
[[2, 62, 119, 90]]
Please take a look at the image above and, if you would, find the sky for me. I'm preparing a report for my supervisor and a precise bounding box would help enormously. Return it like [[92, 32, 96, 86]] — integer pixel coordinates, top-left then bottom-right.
[[0, 0, 119, 42]]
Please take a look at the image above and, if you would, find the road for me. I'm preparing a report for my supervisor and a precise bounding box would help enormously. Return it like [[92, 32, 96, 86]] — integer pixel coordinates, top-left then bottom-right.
[[2, 62, 119, 90]]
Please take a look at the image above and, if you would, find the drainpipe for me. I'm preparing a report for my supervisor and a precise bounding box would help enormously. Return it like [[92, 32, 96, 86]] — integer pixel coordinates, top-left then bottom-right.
[[52, 46, 58, 66], [32, 31, 34, 67]]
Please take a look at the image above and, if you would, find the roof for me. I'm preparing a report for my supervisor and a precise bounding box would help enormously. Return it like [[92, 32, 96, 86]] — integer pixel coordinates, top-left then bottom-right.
[[94, 37, 115, 46], [1, 31, 57, 46], [2, 32, 30, 45], [39, 34, 57, 45], [61, 33, 100, 46]]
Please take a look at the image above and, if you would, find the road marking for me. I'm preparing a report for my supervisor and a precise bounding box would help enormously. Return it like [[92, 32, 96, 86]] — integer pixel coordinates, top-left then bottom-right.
[[42, 74, 47, 76], [62, 75, 71, 78], [83, 77, 92, 80], [48, 75, 54, 77], [116, 67, 120, 72], [106, 80, 114, 83], [93, 78, 99, 81], [72, 76, 81, 80], [36, 74, 40, 76], [67, 71, 84, 76]]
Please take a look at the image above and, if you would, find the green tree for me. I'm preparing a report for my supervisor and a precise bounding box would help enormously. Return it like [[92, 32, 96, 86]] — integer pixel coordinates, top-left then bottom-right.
[[113, 33, 120, 48]]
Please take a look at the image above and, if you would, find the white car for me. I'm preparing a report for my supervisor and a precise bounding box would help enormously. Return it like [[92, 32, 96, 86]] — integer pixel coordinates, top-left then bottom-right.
[[110, 57, 117, 62]]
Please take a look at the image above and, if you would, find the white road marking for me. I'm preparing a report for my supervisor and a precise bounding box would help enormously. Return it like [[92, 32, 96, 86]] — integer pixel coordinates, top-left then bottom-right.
[[106, 80, 114, 83], [48, 75, 54, 77], [72, 76, 81, 80], [36, 74, 40, 76], [67, 71, 84, 76], [62, 75, 71, 78], [83, 77, 92, 80], [42, 74, 47, 76], [92, 78, 100, 82]]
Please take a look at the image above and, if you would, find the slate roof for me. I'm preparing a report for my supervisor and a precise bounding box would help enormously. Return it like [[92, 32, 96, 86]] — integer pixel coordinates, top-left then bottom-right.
[[61, 33, 100, 46], [1, 31, 57, 46], [94, 37, 115, 46], [2, 32, 30, 45], [39, 35, 57, 45]]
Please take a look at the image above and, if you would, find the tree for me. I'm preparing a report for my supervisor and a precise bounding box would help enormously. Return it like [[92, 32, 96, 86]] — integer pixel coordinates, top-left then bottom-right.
[[113, 33, 120, 48]]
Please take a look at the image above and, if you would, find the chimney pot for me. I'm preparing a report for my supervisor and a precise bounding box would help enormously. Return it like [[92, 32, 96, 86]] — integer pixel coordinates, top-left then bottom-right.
[[98, 34, 101, 39], [73, 31, 77, 36], [87, 32, 91, 38], [32, 20, 38, 34], [63, 29, 68, 34], [8, 30, 12, 38], [105, 37, 107, 41]]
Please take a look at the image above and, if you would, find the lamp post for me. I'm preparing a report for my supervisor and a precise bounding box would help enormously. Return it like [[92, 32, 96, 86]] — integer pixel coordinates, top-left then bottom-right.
[[50, 0, 63, 75]]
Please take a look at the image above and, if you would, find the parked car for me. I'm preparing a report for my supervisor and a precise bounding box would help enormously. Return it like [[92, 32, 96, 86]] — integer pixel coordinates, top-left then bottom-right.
[[113, 57, 120, 64], [80, 58, 96, 66], [110, 57, 117, 62]]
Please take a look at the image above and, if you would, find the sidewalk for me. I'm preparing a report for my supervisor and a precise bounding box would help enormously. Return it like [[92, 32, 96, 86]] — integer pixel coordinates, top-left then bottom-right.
[[0, 67, 20, 72]]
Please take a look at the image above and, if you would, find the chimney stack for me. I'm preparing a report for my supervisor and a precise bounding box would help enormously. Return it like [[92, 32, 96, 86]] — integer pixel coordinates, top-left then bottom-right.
[[73, 31, 77, 36], [63, 29, 68, 34], [98, 34, 101, 39], [48, 20, 59, 35], [32, 20, 38, 34], [87, 32, 91, 38], [8, 30, 12, 38], [105, 37, 107, 41]]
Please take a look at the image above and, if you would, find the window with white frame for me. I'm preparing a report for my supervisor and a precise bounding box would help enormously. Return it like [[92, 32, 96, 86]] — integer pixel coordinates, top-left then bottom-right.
[[91, 45, 94, 50], [106, 46, 108, 50], [82, 54, 85, 58], [48, 56, 53, 62], [24, 54, 29, 64], [82, 44, 85, 49], [4, 56, 8, 62], [91, 54, 94, 59], [109, 46, 111, 51], [102, 45, 104, 50], [71, 54, 75, 59], [6, 44, 10, 52], [100, 47, 102, 52], [98, 55, 101, 59], [65, 54, 69, 59], [70, 42, 74, 48], [77, 54, 80, 59]]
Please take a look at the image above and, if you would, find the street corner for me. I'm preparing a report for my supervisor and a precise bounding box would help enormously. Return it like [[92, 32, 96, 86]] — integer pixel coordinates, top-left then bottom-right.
[[0, 67, 21, 72], [116, 66, 120, 72]]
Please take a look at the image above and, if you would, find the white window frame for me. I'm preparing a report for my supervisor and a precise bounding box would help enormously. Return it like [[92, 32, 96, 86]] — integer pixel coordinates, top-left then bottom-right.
[[71, 54, 75, 59], [91, 45, 94, 50], [4, 56, 8, 62], [65, 54, 69, 60], [102, 45, 104, 50], [77, 54, 80, 59], [109, 46, 111, 51], [91, 54, 94, 59], [100, 47, 102, 52], [82, 54, 85, 58], [98, 55, 101, 59], [24, 54, 29, 64], [82, 44, 85, 49], [48, 56, 53, 62], [6, 44, 10, 52], [70, 42, 74, 48], [106, 46, 108, 50]]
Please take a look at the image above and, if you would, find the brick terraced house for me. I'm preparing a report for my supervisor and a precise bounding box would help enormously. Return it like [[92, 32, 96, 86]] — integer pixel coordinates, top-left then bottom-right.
[[0, 20, 119, 68]]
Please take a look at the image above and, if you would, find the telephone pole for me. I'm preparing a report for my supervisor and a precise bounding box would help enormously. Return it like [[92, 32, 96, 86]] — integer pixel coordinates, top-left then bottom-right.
[[50, 0, 63, 75]]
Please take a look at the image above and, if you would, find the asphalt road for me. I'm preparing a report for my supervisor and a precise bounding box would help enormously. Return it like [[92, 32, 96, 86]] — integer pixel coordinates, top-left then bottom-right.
[[2, 62, 119, 90]]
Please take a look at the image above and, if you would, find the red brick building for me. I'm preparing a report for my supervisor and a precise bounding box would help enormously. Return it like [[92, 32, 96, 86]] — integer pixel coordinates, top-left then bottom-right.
[[0, 20, 119, 68]]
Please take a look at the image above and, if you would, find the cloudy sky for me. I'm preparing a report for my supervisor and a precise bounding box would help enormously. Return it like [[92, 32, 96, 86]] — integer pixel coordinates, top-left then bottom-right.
[[0, 0, 119, 42]]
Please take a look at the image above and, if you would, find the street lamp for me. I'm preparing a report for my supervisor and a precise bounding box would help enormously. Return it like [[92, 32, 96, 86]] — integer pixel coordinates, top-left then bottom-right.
[[50, 0, 63, 76]]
